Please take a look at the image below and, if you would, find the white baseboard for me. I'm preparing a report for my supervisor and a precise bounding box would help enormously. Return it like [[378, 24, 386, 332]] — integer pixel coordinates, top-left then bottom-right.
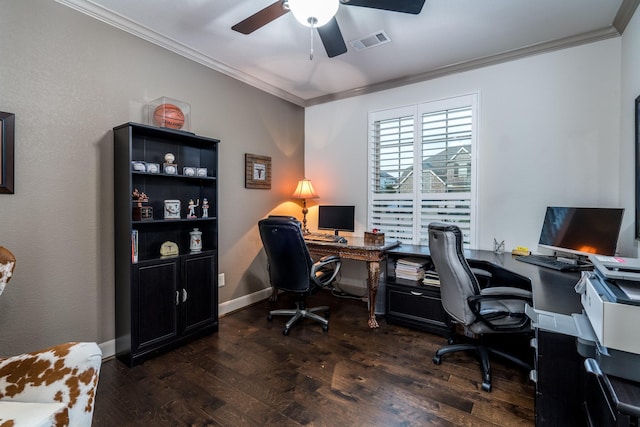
[[99, 339, 116, 359], [218, 287, 273, 316], [99, 287, 274, 359]]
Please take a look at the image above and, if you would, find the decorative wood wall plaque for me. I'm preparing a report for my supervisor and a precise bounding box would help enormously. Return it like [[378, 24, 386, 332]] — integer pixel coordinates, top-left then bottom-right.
[[245, 153, 271, 189]]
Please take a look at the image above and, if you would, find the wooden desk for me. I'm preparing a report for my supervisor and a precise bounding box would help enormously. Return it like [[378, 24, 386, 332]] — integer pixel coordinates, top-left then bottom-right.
[[305, 237, 400, 328]]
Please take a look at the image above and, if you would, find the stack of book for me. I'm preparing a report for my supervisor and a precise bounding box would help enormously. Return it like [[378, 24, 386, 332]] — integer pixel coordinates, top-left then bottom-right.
[[395, 257, 429, 281], [422, 269, 440, 286]]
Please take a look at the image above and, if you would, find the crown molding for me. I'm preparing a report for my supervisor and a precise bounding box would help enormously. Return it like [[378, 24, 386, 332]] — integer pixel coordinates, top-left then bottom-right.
[[56, 0, 635, 109], [54, 0, 307, 107], [305, 26, 620, 106], [614, 0, 640, 33]]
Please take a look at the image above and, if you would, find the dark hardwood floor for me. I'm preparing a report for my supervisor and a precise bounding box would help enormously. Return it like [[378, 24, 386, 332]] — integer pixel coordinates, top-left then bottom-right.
[[93, 289, 535, 426]]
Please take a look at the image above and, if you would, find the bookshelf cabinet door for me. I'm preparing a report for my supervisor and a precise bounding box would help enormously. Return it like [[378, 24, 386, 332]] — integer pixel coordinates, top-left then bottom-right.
[[132, 260, 179, 352], [181, 252, 217, 335]]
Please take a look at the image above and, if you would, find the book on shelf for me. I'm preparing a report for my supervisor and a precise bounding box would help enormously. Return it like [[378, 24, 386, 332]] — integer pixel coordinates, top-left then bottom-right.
[[395, 257, 429, 280], [422, 270, 440, 286], [131, 230, 138, 263], [396, 257, 429, 267]]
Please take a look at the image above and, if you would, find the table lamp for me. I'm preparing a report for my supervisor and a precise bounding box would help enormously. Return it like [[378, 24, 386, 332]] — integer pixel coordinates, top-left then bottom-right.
[[292, 178, 319, 234]]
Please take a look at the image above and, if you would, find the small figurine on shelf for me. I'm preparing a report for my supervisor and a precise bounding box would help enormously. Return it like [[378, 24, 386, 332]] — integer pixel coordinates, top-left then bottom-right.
[[187, 198, 199, 218], [132, 188, 148, 205], [201, 198, 209, 218], [132, 189, 153, 221]]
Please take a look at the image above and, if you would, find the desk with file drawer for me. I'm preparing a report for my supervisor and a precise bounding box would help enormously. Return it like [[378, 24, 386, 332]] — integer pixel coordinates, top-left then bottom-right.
[[385, 244, 640, 426]]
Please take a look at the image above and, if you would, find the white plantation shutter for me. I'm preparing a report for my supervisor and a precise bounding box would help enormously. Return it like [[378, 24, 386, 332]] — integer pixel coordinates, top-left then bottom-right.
[[368, 95, 478, 247]]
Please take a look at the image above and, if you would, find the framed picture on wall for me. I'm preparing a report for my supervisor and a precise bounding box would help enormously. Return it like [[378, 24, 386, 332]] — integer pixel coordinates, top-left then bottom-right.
[[636, 95, 640, 239], [0, 111, 15, 194], [245, 153, 271, 189]]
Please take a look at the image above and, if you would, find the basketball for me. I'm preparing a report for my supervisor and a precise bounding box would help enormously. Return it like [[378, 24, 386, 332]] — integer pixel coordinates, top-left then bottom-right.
[[153, 103, 185, 129]]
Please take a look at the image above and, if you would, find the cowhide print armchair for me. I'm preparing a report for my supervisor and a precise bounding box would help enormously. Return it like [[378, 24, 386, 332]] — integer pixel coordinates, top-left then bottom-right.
[[0, 246, 16, 297], [0, 247, 102, 427]]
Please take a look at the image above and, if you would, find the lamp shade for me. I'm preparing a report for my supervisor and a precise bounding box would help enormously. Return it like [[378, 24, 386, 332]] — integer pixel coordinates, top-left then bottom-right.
[[292, 178, 319, 199], [288, 0, 339, 28]]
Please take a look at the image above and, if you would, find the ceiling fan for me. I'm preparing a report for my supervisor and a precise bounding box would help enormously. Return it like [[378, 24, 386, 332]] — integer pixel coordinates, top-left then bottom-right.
[[231, 0, 426, 59]]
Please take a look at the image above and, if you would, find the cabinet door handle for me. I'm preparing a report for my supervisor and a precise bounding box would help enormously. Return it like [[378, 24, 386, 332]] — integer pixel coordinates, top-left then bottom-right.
[[175, 291, 180, 305], [182, 289, 188, 302], [410, 291, 424, 296]]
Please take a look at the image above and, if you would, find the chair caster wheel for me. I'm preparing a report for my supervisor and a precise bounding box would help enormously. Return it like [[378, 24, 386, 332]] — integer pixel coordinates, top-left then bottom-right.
[[481, 382, 492, 392], [283, 328, 290, 336], [324, 311, 330, 319], [267, 315, 273, 321], [433, 355, 442, 365], [323, 324, 329, 332], [447, 337, 455, 345]]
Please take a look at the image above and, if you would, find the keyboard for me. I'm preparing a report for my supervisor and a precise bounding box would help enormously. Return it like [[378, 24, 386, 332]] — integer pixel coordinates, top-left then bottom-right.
[[305, 233, 342, 242], [515, 254, 580, 271]]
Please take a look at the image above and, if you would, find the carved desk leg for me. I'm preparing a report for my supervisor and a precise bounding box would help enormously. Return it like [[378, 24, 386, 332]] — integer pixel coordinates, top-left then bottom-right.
[[367, 260, 381, 328], [269, 286, 278, 302]]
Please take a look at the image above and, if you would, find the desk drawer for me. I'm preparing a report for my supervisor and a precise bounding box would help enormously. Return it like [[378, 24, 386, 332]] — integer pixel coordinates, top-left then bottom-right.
[[385, 282, 449, 335], [583, 359, 640, 427]]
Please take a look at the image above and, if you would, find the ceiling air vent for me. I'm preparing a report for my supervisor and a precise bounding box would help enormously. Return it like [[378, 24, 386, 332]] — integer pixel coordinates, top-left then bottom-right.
[[349, 30, 391, 52]]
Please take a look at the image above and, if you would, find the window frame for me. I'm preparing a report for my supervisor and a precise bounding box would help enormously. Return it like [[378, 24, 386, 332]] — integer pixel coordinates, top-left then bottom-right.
[[367, 93, 479, 248]]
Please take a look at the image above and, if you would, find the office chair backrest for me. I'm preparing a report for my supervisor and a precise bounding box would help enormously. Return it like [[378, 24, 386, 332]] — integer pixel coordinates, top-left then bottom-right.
[[258, 217, 314, 293], [428, 222, 481, 326]]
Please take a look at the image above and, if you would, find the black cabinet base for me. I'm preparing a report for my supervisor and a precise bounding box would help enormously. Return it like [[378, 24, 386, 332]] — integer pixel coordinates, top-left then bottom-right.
[[117, 323, 218, 367]]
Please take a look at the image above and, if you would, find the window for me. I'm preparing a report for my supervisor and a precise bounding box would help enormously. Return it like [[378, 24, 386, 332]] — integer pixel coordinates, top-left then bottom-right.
[[368, 94, 478, 247]]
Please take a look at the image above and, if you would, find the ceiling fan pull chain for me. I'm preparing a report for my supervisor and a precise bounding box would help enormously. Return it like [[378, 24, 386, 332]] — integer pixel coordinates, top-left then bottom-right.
[[309, 25, 314, 60]]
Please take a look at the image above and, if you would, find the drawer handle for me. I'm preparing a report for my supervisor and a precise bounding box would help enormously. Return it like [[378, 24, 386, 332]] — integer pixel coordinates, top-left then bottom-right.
[[410, 291, 424, 296]]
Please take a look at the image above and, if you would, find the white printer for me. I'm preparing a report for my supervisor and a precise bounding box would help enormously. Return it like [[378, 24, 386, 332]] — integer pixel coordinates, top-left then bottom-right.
[[584, 256, 640, 355], [590, 255, 640, 281], [525, 255, 640, 382]]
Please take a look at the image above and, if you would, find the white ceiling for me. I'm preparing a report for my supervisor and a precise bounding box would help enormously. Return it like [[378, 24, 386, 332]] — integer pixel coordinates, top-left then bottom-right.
[[57, 0, 634, 107]]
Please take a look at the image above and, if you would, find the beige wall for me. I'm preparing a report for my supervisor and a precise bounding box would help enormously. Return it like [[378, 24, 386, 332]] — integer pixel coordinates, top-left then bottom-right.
[[0, 0, 304, 355]]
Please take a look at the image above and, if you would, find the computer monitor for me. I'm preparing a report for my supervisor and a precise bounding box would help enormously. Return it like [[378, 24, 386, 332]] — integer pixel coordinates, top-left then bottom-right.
[[318, 205, 355, 236], [537, 206, 624, 258]]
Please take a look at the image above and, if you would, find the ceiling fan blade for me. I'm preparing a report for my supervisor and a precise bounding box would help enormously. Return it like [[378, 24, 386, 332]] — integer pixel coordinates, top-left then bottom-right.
[[317, 17, 348, 58], [231, 1, 290, 34], [342, 0, 426, 14]]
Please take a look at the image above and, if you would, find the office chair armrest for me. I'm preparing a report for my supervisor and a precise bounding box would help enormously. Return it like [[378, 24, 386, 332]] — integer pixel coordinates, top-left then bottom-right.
[[467, 293, 532, 331], [318, 255, 340, 264], [471, 268, 491, 279], [480, 286, 532, 298], [471, 267, 492, 287], [311, 255, 342, 288]]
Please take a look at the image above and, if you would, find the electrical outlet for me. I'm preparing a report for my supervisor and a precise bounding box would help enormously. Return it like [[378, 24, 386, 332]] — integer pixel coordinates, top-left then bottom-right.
[[218, 273, 225, 288]]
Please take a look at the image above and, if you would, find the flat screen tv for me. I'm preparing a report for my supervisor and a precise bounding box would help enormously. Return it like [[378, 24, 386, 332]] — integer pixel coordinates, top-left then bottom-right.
[[318, 205, 355, 236], [537, 206, 624, 257]]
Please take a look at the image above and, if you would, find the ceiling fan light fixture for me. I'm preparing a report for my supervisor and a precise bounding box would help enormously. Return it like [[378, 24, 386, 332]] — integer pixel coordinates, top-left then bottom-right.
[[288, 0, 339, 28]]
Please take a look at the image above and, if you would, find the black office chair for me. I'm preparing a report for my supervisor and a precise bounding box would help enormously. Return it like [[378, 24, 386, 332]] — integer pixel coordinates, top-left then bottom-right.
[[258, 217, 342, 335], [428, 222, 533, 392]]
